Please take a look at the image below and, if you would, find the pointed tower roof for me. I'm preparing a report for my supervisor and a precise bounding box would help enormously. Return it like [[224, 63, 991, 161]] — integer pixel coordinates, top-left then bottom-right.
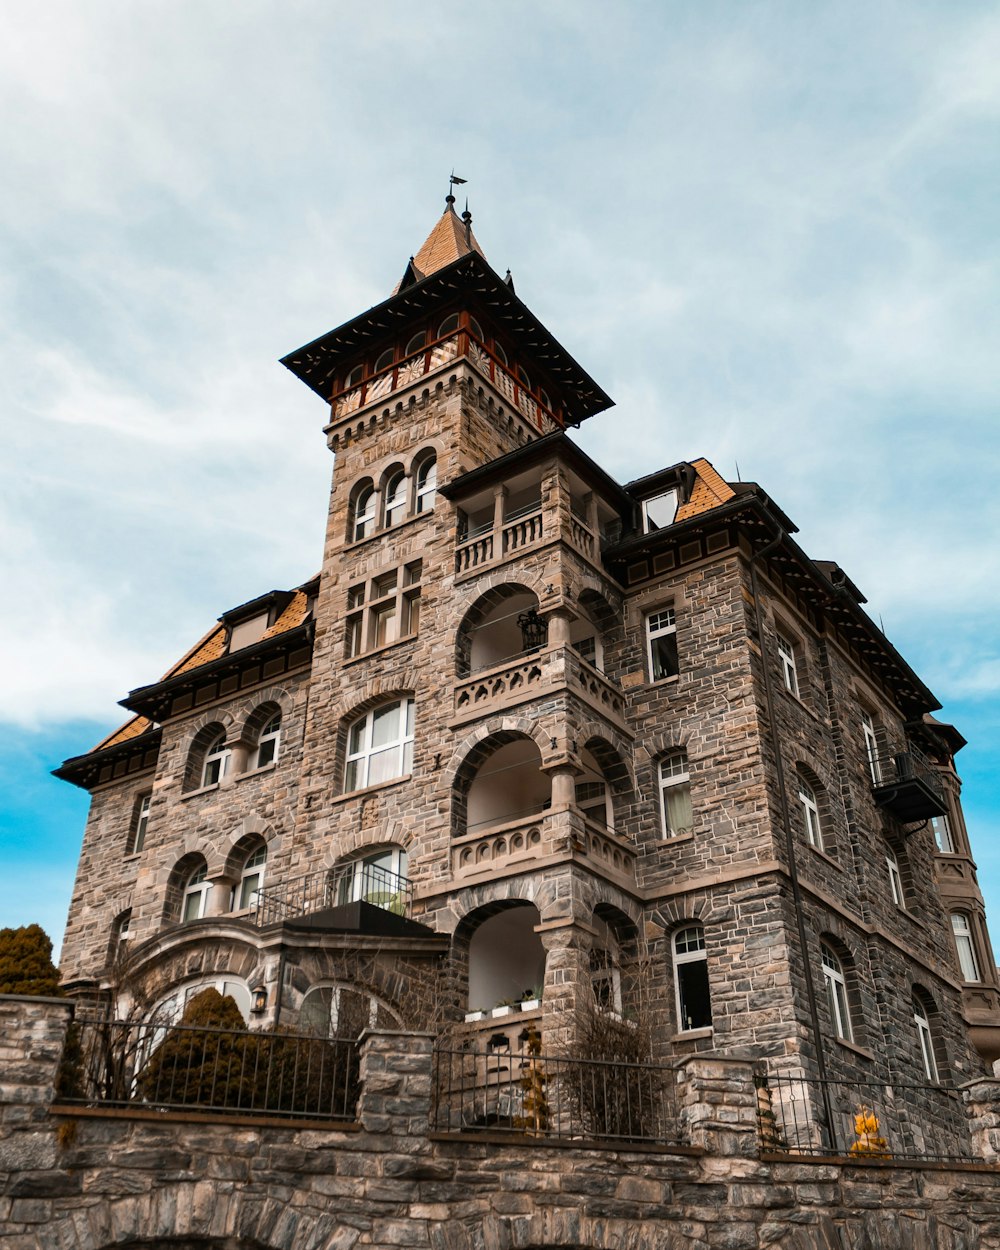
[[394, 200, 486, 293]]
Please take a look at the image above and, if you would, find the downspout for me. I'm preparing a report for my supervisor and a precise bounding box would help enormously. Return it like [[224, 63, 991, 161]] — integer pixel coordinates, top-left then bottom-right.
[[747, 531, 838, 1144]]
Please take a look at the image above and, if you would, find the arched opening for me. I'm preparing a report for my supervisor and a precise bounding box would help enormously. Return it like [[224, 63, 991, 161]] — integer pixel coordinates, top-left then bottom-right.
[[300, 983, 402, 1038], [461, 736, 550, 836], [577, 737, 632, 832], [183, 723, 228, 792], [466, 901, 546, 1014], [589, 905, 639, 1016], [456, 584, 541, 677], [329, 845, 410, 915]]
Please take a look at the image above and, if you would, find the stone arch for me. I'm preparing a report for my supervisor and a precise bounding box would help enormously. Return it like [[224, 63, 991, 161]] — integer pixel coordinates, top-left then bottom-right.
[[454, 579, 545, 677], [181, 719, 230, 792], [162, 849, 210, 926], [220, 816, 279, 882], [123, 927, 267, 1004], [448, 725, 552, 840], [477, 1211, 697, 1250], [579, 727, 635, 801]]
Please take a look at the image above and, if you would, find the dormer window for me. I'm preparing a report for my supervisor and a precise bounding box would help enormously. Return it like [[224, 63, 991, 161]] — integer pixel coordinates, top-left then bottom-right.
[[643, 489, 679, 531], [229, 612, 269, 653]]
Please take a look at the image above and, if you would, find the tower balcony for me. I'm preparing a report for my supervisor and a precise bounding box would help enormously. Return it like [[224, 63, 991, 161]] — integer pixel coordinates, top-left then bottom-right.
[[869, 744, 948, 823], [454, 498, 599, 579]]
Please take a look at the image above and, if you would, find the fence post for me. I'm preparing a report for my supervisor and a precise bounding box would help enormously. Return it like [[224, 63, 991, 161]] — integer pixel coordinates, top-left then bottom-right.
[[357, 1029, 435, 1141], [0, 994, 74, 1171], [674, 1053, 758, 1156], [961, 1077, 1000, 1162]]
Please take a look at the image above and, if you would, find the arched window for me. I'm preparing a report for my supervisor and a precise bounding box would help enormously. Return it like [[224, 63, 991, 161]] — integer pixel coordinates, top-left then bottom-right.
[[886, 847, 904, 907], [405, 331, 426, 356], [300, 984, 400, 1038], [494, 341, 508, 366], [202, 733, 231, 788], [798, 773, 822, 850], [345, 363, 364, 389], [109, 909, 131, 965], [438, 313, 460, 337], [235, 844, 266, 911], [382, 469, 407, 528], [181, 862, 211, 923], [659, 750, 692, 837], [414, 455, 437, 513], [344, 698, 414, 792], [334, 847, 409, 913], [951, 913, 981, 982], [252, 712, 281, 770], [468, 316, 484, 340], [127, 792, 152, 855], [352, 482, 376, 542], [374, 347, 394, 374], [821, 942, 853, 1041], [913, 993, 940, 1083], [673, 925, 712, 1032]]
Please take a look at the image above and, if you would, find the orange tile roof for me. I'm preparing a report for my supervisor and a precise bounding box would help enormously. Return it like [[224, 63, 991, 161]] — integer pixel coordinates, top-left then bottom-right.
[[92, 715, 156, 752], [675, 457, 736, 522], [167, 625, 228, 677], [263, 589, 310, 638], [402, 205, 485, 289]]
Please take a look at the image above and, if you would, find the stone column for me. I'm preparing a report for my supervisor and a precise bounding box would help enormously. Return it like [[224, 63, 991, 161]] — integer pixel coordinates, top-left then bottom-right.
[[208, 877, 234, 916], [674, 1053, 759, 1157], [0, 995, 74, 1172], [546, 608, 573, 648], [962, 1076, 1000, 1162], [492, 483, 507, 530], [536, 921, 593, 1055]]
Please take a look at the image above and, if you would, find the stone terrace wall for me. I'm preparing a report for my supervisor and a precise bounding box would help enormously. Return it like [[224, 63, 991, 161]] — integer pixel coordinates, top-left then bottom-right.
[[4, 996, 1000, 1249]]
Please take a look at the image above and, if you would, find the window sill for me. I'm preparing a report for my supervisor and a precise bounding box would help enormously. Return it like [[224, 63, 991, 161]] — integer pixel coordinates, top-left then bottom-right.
[[647, 675, 680, 688], [344, 511, 428, 554], [806, 843, 842, 871], [672, 1027, 714, 1041], [663, 830, 696, 845], [180, 781, 221, 801], [343, 634, 418, 668], [237, 761, 277, 781], [835, 1037, 874, 1061], [122, 852, 142, 864], [331, 774, 413, 806]]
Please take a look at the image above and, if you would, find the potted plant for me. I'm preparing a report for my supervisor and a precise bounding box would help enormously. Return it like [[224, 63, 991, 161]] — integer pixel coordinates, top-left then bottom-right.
[[492, 999, 515, 1018], [464, 1007, 487, 1023], [519, 986, 542, 1011]]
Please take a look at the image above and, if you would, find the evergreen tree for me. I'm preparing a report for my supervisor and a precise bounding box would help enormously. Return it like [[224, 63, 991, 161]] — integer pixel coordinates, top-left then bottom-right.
[[0, 924, 61, 996]]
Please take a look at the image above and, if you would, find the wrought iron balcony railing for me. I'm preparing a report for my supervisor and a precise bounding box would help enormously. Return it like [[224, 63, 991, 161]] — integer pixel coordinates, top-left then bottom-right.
[[254, 861, 413, 928], [869, 744, 948, 823]]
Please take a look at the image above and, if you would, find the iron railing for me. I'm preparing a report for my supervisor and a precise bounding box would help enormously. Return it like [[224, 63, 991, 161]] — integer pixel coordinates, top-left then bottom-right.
[[57, 1018, 360, 1121], [868, 743, 947, 820], [755, 1071, 971, 1161], [433, 1044, 680, 1145], [254, 861, 413, 927]]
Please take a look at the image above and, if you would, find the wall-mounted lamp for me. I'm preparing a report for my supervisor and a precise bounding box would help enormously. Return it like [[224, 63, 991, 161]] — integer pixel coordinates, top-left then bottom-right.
[[518, 608, 548, 654], [251, 985, 268, 1014]]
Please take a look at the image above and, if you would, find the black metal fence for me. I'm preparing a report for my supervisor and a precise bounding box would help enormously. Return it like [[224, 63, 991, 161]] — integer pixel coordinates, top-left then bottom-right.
[[57, 1018, 361, 1121], [755, 1071, 971, 1161], [432, 1044, 680, 1145], [254, 861, 413, 927]]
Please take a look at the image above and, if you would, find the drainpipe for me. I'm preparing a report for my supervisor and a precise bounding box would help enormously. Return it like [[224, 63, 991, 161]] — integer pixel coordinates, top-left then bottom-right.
[[747, 530, 837, 1144]]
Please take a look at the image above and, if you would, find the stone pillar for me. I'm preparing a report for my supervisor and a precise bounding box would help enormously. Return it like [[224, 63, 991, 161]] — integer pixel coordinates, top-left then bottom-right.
[[536, 922, 593, 1054], [962, 1077, 1000, 1161], [208, 878, 233, 916], [357, 1029, 435, 1142], [546, 608, 573, 648], [492, 483, 507, 530], [674, 1053, 758, 1157], [0, 995, 73, 1174], [549, 765, 577, 810]]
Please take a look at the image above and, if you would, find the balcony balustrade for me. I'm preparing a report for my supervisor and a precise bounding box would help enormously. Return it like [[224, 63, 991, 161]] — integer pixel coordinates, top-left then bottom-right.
[[254, 861, 412, 928], [455, 502, 600, 579], [453, 645, 626, 727], [869, 744, 948, 823], [452, 807, 636, 885]]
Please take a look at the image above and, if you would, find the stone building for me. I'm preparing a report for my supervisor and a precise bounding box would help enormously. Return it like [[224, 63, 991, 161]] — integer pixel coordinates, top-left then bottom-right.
[[18, 198, 1000, 1245]]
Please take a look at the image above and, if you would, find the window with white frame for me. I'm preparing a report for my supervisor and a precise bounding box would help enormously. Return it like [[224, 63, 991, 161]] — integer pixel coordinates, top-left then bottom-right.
[[913, 995, 940, 1083], [352, 483, 376, 542], [129, 792, 151, 854], [202, 733, 231, 788], [110, 910, 131, 963], [235, 845, 267, 911], [181, 864, 211, 923], [861, 710, 882, 783], [931, 814, 955, 854], [415, 456, 437, 514], [642, 489, 679, 532], [797, 774, 823, 850], [673, 925, 712, 1032], [251, 712, 281, 769], [659, 750, 693, 837], [951, 913, 981, 982], [575, 780, 610, 828], [777, 633, 799, 697], [335, 847, 409, 912], [344, 698, 415, 792], [821, 943, 853, 1042], [886, 849, 904, 908], [646, 608, 679, 681], [345, 562, 422, 658], [382, 469, 407, 528]]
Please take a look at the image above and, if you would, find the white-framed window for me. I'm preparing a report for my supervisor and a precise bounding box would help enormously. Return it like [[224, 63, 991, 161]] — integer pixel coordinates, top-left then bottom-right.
[[659, 750, 693, 837], [345, 363, 364, 390], [111, 909, 132, 963], [913, 996, 939, 1083], [931, 814, 955, 854], [202, 733, 231, 788], [382, 470, 407, 528], [344, 698, 415, 792], [951, 913, 981, 982], [345, 562, 421, 658], [352, 483, 376, 542], [182, 864, 211, 923], [642, 489, 678, 531], [821, 943, 853, 1042], [130, 792, 151, 854], [336, 847, 409, 912], [798, 775, 822, 850], [235, 845, 267, 911], [575, 779, 610, 828], [777, 633, 799, 697], [673, 925, 712, 1032], [861, 710, 882, 783], [415, 456, 437, 514], [646, 608, 679, 682], [886, 849, 904, 908], [252, 712, 281, 769]]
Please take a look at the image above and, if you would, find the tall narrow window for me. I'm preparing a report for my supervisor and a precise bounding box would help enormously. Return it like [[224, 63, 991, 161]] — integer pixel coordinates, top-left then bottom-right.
[[129, 792, 151, 854], [931, 814, 955, 853], [886, 849, 904, 908], [821, 943, 853, 1042], [235, 845, 267, 911], [253, 713, 281, 769], [646, 608, 679, 681], [344, 698, 415, 792], [353, 484, 376, 542], [673, 926, 712, 1032], [415, 457, 437, 513], [590, 947, 622, 1014], [861, 710, 881, 783], [951, 913, 981, 982], [383, 470, 407, 528], [575, 780, 609, 828], [659, 751, 693, 837], [798, 775, 822, 850], [913, 996, 939, 1083], [777, 633, 799, 697], [182, 864, 211, 923], [202, 733, 230, 787]]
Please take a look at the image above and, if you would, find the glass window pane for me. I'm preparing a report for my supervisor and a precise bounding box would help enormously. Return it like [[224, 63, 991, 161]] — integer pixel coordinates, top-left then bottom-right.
[[371, 703, 400, 747], [665, 783, 693, 835], [651, 633, 679, 680], [368, 746, 401, 786], [678, 961, 712, 1030], [345, 759, 362, 792]]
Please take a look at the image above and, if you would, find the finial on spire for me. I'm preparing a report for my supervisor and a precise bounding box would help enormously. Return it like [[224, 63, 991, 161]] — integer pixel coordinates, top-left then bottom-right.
[[461, 199, 473, 246], [447, 170, 467, 208]]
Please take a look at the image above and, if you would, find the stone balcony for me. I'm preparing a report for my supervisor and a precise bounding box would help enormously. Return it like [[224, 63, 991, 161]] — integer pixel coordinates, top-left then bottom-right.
[[452, 644, 627, 729], [454, 503, 599, 580]]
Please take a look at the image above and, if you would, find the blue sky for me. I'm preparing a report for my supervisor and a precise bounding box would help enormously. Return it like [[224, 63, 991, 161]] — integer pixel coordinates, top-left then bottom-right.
[[1, 1, 998, 959]]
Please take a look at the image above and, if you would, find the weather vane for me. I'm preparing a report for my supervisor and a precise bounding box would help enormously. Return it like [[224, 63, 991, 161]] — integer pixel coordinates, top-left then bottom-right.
[[446, 171, 467, 204]]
